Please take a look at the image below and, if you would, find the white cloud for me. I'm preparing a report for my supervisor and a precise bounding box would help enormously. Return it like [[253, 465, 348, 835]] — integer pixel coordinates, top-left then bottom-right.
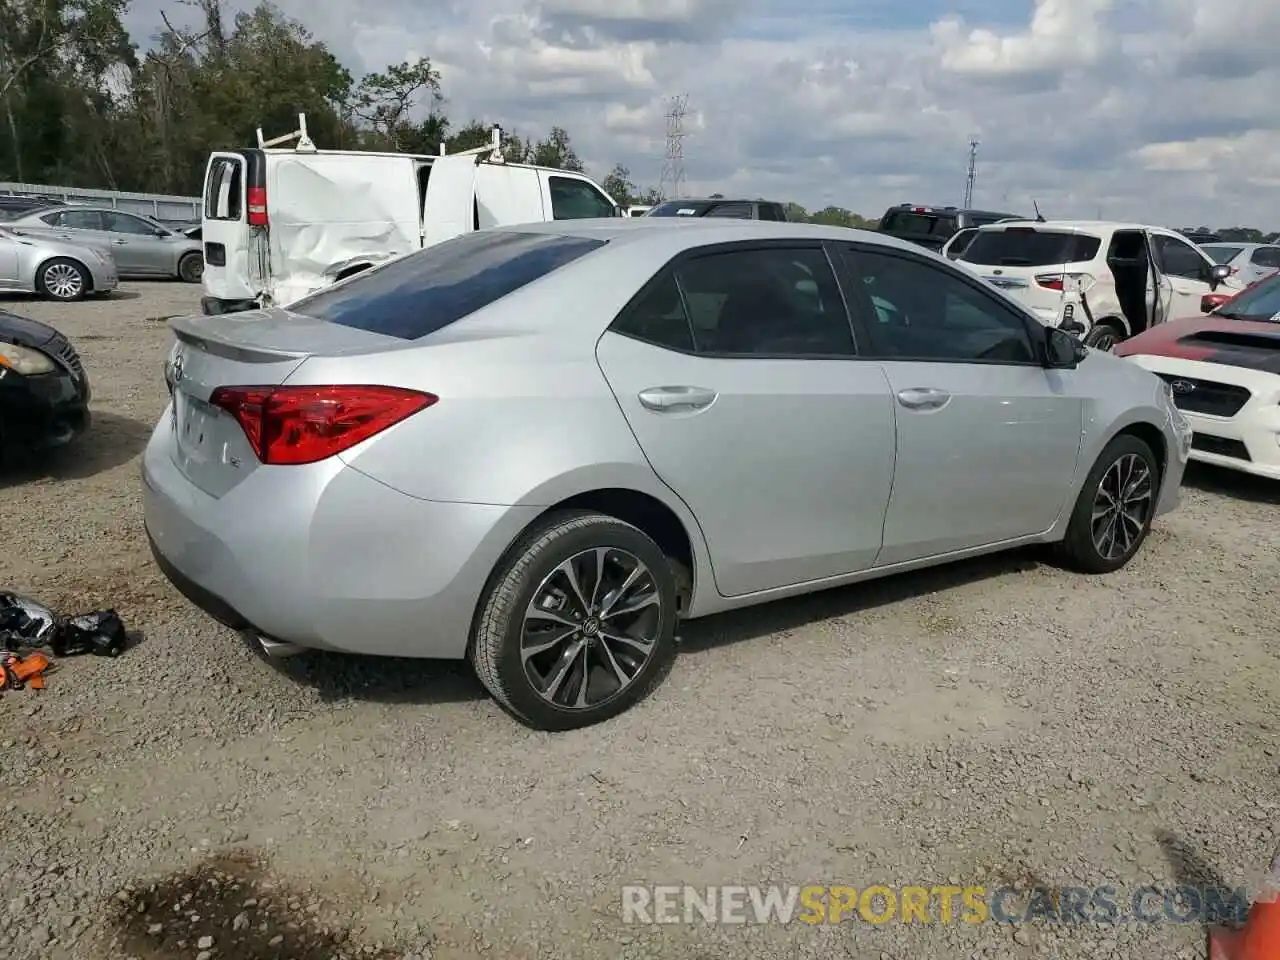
[[120, 0, 1280, 228]]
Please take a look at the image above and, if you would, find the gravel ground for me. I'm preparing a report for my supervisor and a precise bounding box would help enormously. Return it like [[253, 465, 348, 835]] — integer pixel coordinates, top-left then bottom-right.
[[1, 282, 1278, 960]]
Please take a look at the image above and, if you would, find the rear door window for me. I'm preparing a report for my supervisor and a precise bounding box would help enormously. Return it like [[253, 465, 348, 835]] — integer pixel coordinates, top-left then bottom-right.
[[205, 157, 242, 221], [704, 202, 754, 218], [290, 230, 605, 339], [879, 211, 958, 238], [960, 228, 1100, 267]]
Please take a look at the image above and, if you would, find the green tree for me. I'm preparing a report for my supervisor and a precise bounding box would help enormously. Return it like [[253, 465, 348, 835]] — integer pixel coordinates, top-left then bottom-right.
[[351, 57, 440, 151]]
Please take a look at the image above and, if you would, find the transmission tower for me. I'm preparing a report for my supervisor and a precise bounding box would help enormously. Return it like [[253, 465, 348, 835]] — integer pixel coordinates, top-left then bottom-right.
[[963, 137, 979, 208], [658, 94, 689, 200]]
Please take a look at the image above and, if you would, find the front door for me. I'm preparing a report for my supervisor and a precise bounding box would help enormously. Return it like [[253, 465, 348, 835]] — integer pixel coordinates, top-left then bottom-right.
[[100, 210, 172, 275], [838, 244, 1085, 565], [1149, 231, 1214, 321], [595, 242, 896, 597]]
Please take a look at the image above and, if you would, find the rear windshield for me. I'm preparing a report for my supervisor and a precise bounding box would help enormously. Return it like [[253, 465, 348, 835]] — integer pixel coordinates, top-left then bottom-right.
[[1216, 273, 1280, 322], [879, 211, 958, 237], [960, 228, 1101, 267], [646, 201, 714, 217], [1203, 245, 1243, 264], [290, 231, 605, 340]]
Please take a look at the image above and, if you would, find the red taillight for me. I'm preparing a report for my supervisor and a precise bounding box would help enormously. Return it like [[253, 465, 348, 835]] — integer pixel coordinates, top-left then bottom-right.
[[246, 186, 268, 226], [208, 385, 436, 465], [1036, 275, 1064, 291]]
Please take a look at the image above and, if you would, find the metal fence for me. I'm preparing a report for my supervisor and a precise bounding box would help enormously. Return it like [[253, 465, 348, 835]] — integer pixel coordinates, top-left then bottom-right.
[[0, 181, 201, 223]]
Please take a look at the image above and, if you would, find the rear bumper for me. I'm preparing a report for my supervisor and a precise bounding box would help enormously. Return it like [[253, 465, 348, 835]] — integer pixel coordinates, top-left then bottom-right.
[[201, 296, 259, 316], [141, 417, 540, 658]]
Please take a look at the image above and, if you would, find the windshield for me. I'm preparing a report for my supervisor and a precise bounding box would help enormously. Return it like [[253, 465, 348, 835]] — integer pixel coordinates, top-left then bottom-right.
[[646, 201, 714, 217], [960, 228, 1101, 267], [1216, 273, 1280, 322], [1202, 245, 1243, 264]]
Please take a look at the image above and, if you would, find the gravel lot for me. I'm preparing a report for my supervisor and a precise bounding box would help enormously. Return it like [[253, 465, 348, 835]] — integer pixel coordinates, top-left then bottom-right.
[[1, 282, 1278, 960]]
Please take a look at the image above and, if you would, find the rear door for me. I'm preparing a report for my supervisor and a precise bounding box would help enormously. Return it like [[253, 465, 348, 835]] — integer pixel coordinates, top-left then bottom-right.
[[202, 152, 257, 301], [595, 241, 896, 597], [839, 244, 1084, 563], [421, 155, 480, 245], [1248, 245, 1280, 284]]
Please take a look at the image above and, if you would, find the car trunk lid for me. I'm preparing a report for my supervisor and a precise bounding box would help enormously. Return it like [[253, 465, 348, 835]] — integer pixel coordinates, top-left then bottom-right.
[[165, 308, 408, 497]]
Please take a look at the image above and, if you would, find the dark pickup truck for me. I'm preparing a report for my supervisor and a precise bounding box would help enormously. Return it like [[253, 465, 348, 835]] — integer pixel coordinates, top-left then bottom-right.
[[877, 203, 1023, 252]]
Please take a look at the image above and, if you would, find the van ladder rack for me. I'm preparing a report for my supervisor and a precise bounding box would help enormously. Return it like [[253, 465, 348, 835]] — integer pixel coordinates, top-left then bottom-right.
[[439, 125, 505, 163], [256, 113, 317, 152]]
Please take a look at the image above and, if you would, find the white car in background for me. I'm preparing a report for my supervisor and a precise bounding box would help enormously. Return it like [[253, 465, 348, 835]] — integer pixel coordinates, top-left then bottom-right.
[[1200, 242, 1280, 288], [954, 220, 1246, 350]]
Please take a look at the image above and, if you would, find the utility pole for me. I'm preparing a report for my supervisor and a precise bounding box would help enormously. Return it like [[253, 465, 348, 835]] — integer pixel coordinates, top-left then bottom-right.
[[963, 137, 979, 208], [658, 94, 688, 201]]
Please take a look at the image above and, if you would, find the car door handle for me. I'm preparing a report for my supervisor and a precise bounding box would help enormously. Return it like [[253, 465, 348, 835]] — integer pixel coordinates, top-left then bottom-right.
[[111, 239, 128, 245], [896, 387, 951, 410], [638, 386, 717, 412]]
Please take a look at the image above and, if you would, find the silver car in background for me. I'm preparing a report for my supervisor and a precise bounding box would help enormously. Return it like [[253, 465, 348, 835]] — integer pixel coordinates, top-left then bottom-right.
[[143, 219, 1189, 731], [0, 225, 118, 301], [8, 205, 204, 283], [1200, 242, 1280, 287]]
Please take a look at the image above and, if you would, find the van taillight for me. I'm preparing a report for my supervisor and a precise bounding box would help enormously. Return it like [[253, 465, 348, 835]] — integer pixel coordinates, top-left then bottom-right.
[[247, 186, 268, 226]]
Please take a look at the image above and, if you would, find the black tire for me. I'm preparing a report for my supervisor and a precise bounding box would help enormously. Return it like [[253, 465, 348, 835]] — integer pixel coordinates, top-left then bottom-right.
[[36, 258, 90, 302], [1084, 319, 1124, 352], [470, 510, 679, 731], [1056, 433, 1160, 574], [178, 252, 204, 284]]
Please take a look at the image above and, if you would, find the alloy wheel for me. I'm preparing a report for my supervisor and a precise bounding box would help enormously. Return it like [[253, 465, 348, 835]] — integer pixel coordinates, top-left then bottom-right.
[[44, 263, 83, 299], [521, 547, 663, 710], [1091, 453, 1153, 560]]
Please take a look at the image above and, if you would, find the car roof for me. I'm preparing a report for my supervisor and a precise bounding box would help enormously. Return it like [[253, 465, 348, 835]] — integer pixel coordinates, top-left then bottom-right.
[[975, 219, 1185, 234], [1202, 241, 1272, 249], [651, 198, 776, 206], [491, 217, 917, 255]]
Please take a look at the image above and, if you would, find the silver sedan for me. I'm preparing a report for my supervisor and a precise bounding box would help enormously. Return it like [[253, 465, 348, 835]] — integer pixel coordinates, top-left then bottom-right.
[[143, 219, 1190, 730], [0, 226, 118, 301], [7, 205, 203, 282]]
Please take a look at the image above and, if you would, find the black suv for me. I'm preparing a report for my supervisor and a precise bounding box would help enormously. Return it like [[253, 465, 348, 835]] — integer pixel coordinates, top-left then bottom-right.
[[644, 198, 789, 221], [877, 203, 1022, 252]]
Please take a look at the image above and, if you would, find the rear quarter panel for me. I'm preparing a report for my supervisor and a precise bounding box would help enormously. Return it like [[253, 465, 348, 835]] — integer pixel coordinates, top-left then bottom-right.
[[290, 242, 687, 508]]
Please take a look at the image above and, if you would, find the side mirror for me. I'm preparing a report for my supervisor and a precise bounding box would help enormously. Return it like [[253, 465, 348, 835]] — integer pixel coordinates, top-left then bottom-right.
[[1208, 263, 1231, 290], [1044, 326, 1083, 369]]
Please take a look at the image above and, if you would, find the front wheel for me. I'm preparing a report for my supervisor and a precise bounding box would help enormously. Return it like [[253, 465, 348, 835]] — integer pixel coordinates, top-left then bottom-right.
[[1056, 434, 1160, 574], [178, 252, 204, 284], [37, 258, 89, 302], [470, 510, 679, 731]]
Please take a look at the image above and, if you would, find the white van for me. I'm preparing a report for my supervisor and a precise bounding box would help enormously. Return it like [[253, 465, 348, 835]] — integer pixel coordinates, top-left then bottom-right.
[[199, 117, 621, 314]]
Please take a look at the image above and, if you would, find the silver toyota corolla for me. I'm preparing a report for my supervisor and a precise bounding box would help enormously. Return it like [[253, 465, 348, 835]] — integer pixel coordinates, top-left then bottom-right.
[[0, 225, 118, 301], [143, 220, 1191, 730]]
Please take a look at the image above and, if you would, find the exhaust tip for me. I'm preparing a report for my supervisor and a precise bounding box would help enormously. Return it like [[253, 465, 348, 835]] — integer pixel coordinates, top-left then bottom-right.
[[245, 632, 306, 659]]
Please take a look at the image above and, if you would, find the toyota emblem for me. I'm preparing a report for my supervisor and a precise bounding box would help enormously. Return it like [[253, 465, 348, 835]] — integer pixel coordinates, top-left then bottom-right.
[[1170, 379, 1195, 394], [170, 352, 185, 383]]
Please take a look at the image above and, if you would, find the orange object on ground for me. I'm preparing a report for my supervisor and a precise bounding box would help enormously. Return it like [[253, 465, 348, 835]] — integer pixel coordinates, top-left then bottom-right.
[[0, 651, 50, 691], [1209, 854, 1280, 960]]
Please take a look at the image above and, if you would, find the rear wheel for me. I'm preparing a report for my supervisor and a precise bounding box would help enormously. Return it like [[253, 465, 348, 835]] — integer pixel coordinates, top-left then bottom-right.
[[1084, 318, 1124, 352], [37, 258, 89, 301], [178, 252, 204, 283], [1056, 434, 1160, 574], [470, 510, 679, 731]]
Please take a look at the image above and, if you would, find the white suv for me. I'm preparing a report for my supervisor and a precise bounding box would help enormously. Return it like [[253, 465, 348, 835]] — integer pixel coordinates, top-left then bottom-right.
[[954, 220, 1246, 350]]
